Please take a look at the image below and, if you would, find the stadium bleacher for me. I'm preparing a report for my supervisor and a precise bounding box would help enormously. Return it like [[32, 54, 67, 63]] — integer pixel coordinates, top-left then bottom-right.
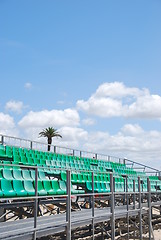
[[0, 143, 160, 198]]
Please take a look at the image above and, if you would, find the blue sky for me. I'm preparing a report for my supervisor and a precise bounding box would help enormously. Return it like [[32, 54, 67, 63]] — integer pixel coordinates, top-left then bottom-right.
[[0, 1, 161, 168]]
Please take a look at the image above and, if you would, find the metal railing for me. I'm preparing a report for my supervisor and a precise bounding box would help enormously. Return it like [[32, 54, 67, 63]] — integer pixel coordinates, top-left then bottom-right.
[[0, 133, 159, 176], [0, 160, 159, 240]]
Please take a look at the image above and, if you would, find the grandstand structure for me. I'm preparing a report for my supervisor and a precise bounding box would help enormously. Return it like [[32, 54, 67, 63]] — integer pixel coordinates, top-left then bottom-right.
[[0, 134, 161, 240]]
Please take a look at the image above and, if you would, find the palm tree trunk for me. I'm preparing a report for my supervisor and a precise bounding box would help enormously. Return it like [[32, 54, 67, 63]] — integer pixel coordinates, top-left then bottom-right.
[[48, 137, 52, 151]]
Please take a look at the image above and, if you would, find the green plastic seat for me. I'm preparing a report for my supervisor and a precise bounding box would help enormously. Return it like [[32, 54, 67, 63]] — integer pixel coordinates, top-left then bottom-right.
[[51, 180, 65, 195], [5, 146, 13, 158], [43, 180, 56, 195], [38, 170, 48, 180], [3, 168, 13, 180], [36, 181, 47, 196], [0, 146, 6, 157], [24, 180, 35, 196], [13, 179, 28, 196], [1, 179, 16, 197], [13, 169, 23, 180], [22, 170, 33, 181], [0, 169, 3, 179]]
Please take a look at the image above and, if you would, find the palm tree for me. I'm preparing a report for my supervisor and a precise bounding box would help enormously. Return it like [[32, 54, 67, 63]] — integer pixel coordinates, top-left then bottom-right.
[[39, 127, 62, 151]]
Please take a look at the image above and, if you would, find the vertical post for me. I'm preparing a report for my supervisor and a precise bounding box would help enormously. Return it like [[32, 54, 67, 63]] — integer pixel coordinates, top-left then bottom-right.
[[72, 150, 75, 156], [126, 176, 129, 240], [95, 153, 97, 160], [138, 177, 143, 240], [30, 141, 33, 150], [1, 135, 4, 145], [92, 171, 95, 240], [80, 151, 82, 158], [123, 158, 126, 165], [108, 156, 110, 162], [66, 170, 71, 240], [34, 167, 38, 240], [147, 178, 152, 240], [54, 146, 56, 153], [110, 174, 115, 240], [133, 179, 136, 210]]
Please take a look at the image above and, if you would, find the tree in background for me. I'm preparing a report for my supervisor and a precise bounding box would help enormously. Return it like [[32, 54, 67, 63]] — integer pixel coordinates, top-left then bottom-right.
[[39, 127, 62, 151]]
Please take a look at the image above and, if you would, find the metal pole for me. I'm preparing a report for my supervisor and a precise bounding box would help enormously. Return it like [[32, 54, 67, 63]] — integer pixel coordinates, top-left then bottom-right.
[[54, 146, 56, 153], [126, 176, 129, 240], [110, 174, 115, 240], [66, 170, 71, 240], [138, 177, 143, 240], [30, 141, 33, 150], [1, 135, 4, 145], [73, 150, 75, 156], [108, 156, 110, 162], [133, 179, 136, 209], [95, 153, 97, 160], [92, 171, 95, 240], [147, 178, 152, 240], [34, 167, 38, 240]]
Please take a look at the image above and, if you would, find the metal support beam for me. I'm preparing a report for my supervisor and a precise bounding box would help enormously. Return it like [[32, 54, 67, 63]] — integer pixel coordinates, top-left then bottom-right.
[[1, 135, 4, 145], [126, 176, 129, 240], [66, 170, 71, 240], [34, 167, 38, 240], [30, 141, 33, 150], [92, 171, 95, 240], [110, 174, 115, 240], [133, 179, 136, 210], [138, 177, 143, 240], [54, 146, 56, 153], [147, 178, 152, 240]]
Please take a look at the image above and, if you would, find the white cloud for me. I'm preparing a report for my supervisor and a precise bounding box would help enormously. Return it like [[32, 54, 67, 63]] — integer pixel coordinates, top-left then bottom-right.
[[5, 100, 24, 114], [82, 124, 161, 168], [18, 108, 80, 129], [77, 82, 161, 119], [24, 82, 32, 89], [82, 118, 96, 126], [0, 112, 18, 136]]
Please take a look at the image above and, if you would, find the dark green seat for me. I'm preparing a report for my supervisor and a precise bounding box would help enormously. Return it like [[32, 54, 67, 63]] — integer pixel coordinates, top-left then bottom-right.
[[1, 179, 16, 197], [51, 180, 65, 195], [13, 179, 28, 196], [6, 146, 13, 158], [43, 180, 56, 195], [36, 181, 47, 196], [0, 181, 3, 197]]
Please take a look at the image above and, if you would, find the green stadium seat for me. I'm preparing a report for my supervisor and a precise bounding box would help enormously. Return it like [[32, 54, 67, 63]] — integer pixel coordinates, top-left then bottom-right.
[[13, 179, 28, 196], [37, 181, 47, 196], [13, 169, 23, 180], [3, 168, 13, 180], [24, 180, 35, 196], [43, 180, 56, 195], [22, 170, 33, 181], [1, 179, 16, 197], [51, 180, 65, 195]]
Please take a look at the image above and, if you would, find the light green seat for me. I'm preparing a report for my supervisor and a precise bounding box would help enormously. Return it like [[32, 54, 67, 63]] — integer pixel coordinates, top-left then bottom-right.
[[24, 180, 35, 196], [22, 170, 33, 181], [13, 169, 23, 180], [3, 168, 13, 180]]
